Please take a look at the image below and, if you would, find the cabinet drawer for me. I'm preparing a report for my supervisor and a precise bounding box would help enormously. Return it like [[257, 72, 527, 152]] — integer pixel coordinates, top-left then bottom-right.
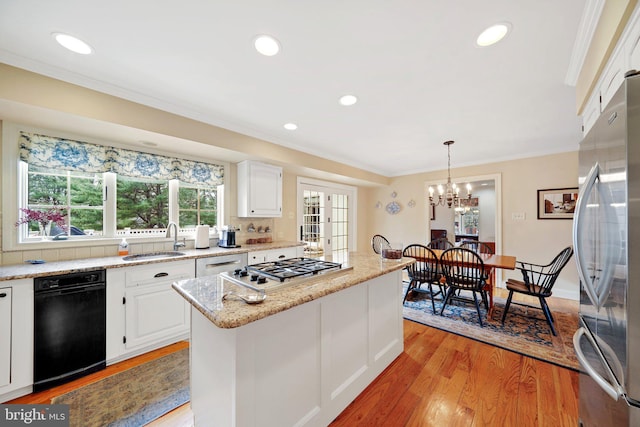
[[265, 247, 298, 262], [247, 247, 299, 265], [125, 259, 194, 287]]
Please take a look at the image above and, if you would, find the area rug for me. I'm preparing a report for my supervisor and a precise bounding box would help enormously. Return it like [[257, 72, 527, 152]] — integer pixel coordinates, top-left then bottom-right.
[[402, 285, 579, 371], [51, 348, 190, 427]]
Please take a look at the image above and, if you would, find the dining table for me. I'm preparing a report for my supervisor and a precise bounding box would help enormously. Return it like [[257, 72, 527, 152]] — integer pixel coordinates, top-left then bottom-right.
[[430, 248, 517, 319]]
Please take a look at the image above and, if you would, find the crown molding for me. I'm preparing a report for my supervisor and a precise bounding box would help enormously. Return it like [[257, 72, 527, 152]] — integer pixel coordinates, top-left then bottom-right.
[[565, 0, 606, 86]]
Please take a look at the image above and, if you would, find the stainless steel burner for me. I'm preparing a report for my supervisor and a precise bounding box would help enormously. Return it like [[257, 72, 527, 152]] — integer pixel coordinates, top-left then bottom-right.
[[220, 257, 352, 293]]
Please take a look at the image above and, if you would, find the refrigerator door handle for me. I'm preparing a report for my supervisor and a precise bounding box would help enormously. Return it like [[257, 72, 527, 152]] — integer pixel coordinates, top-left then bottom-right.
[[573, 163, 600, 308], [573, 327, 625, 401]]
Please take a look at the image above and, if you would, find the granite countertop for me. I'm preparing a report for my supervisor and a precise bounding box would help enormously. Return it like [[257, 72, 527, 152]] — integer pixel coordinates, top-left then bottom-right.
[[172, 252, 415, 329], [0, 241, 304, 281]]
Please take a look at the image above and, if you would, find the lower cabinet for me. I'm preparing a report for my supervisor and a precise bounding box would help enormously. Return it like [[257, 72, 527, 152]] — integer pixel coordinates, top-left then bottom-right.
[[0, 279, 34, 403], [124, 281, 190, 350], [106, 259, 194, 363], [0, 287, 12, 388]]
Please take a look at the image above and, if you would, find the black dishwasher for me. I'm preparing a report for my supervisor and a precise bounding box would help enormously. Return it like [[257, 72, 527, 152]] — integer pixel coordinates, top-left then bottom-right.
[[34, 269, 106, 392]]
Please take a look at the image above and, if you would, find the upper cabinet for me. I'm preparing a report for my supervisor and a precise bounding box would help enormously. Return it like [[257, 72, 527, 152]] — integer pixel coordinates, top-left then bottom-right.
[[583, 6, 640, 136], [237, 160, 282, 218]]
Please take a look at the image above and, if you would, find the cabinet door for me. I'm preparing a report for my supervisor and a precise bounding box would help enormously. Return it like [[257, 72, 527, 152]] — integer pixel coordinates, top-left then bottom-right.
[[238, 161, 282, 217], [582, 91, 601, 137], [124, 282, 189, 350], [600, 49, 625, 111], [0, 287, 11, 387], [625, 13, 640, 72]]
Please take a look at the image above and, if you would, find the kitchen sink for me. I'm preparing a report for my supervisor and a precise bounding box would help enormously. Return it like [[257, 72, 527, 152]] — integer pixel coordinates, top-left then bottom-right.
[[122, 251, 186, 261]]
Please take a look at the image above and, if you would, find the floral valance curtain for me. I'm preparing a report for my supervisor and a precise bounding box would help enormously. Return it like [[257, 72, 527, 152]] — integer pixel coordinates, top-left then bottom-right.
[[19, 132, 224, 186]]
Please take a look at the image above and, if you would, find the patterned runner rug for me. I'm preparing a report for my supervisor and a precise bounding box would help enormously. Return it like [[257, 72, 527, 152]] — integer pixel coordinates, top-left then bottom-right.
[[402, 285, 579, 370], [52, 348, 189, 426]]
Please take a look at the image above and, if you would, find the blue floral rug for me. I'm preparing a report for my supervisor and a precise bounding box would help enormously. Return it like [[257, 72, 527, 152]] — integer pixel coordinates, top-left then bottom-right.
[[402, 284, 579, 370], [52, 348, 189, 426]]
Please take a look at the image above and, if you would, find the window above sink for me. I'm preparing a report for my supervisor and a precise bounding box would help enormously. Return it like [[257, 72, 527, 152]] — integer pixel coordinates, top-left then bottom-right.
[[2, 123, 229, 251]]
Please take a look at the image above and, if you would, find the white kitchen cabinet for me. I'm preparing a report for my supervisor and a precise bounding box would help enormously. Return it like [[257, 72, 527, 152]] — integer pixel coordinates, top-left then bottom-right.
[[625, 10, 640, 72], [582, 91, 601, 136], [600, 48, 626, 111], [237, 160, 282, 217], [0, 279, 33, 403], [247, 246, 299, 264], [124, 260, 193, 351], [581, 5, 640, 130], [0, 287, 11, 388], [106, 259, 194, 362]]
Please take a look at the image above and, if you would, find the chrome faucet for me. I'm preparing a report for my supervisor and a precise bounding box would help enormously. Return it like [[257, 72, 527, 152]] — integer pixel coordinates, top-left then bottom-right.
[[166, 222, 185, 251]]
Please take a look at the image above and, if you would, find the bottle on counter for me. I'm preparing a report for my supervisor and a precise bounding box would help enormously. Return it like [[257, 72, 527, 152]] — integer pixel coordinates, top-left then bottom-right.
[[118, 227, 131, 256], [118, 236, 129, 256]]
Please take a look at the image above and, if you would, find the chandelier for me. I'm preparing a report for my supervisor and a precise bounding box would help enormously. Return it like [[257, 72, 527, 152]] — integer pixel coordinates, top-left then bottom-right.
[[428, 140, 472, 208]]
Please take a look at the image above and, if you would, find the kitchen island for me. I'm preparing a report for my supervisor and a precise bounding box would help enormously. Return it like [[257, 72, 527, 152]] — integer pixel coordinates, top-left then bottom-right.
[[172, 252, 414, 427]]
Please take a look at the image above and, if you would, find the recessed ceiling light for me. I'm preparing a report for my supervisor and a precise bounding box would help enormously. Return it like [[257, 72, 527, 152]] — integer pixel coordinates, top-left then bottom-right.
[[254, 35, 280, 56], [476, 23, 511, 47], [284, 123, 298, 130], [52, 33, 93, 54], [339, 95, 358, 106]]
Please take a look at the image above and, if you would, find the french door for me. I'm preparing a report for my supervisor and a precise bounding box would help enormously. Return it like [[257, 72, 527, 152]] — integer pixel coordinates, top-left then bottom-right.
[[297, 178, 356, 260]]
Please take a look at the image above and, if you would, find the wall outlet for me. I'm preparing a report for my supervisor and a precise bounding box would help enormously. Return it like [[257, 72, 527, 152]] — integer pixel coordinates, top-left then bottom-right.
[[511, 212, 526, 221]]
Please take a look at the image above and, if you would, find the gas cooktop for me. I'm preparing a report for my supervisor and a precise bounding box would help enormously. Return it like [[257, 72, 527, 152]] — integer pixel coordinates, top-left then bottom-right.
[[220, 257, 352, 292]]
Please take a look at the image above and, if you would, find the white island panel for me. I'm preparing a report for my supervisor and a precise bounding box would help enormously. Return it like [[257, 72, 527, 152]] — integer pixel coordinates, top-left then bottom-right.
[[189, 268, 404, 427]]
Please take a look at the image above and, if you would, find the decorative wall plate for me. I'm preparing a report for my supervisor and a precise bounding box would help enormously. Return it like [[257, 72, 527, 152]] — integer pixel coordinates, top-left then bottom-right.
[[386, 201, 401, 215]]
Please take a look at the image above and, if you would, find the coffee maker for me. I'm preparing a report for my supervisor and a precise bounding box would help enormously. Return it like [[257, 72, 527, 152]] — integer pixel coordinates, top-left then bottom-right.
[[218, 226, 239, 248]]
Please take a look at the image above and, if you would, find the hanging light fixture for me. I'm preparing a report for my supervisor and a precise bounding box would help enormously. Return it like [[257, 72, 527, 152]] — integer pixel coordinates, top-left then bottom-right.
[[428, 140, 472, 208]]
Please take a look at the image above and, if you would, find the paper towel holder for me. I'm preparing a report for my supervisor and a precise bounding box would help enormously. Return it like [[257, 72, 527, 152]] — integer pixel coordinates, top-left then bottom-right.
[[195, 225, 210, 249]]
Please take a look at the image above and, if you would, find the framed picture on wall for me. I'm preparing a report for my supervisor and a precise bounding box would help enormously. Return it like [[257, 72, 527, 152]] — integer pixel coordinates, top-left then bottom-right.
[[537, 187, 578, 219]]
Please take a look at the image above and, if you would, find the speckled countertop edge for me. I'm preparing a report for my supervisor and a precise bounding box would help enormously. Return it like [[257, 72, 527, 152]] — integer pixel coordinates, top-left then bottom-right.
[[0, 241, 304, 281], [172, 252, 415, 329]]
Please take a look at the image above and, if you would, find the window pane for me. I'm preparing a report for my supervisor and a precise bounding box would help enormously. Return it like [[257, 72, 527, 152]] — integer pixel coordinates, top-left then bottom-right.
[[178, 184, 217, 228], [179, 187, 198, 209], [27, 169, 67, 205], [200, 190, 217, 210], [70, 173, 103, 207], [26, 166, 104, 236], [117, 176, 169, 229], [70, 209, 103, 235], [179, 211, 198, 228], [199, 211, 217, 227]]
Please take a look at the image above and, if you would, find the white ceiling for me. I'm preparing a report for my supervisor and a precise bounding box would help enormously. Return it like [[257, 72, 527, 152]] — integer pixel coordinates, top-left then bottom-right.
[[0, 0, 588, 177]]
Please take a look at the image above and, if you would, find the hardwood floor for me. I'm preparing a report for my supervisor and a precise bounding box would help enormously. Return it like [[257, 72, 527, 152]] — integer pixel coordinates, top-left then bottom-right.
[[8, 296, 579, 427], [330, 320, 578, 426]]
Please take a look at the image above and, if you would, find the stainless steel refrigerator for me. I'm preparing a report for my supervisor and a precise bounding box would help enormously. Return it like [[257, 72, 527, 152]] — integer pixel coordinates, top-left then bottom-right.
[[573, 71, 640, 426]]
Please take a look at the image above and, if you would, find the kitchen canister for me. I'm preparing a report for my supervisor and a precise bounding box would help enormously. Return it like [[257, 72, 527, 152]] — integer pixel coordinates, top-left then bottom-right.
[[195, 225, 210, 249]]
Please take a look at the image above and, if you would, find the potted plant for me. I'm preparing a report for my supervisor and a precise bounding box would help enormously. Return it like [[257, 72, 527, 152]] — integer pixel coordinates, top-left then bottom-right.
[[15, 207, 67, 239]]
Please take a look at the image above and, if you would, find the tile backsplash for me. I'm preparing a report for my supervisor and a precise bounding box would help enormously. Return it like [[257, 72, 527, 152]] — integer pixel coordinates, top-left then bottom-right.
[[1, 217, 277, 266]]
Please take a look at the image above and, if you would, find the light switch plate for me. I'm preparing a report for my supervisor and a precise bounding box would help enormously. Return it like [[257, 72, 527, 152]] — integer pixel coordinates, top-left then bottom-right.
[[512, 212, 526, 221]]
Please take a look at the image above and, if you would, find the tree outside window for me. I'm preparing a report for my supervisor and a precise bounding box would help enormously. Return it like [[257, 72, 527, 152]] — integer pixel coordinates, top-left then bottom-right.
[[178, 185, 217, 227]]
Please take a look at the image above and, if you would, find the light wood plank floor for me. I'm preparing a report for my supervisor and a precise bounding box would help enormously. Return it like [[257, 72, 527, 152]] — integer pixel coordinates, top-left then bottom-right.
[[10, 294, 579, 427]]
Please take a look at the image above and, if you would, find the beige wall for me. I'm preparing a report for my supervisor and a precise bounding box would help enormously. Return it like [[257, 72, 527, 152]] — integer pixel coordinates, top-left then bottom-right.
[[0, 64, 579, 300], [366, 151, 579, 299]]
